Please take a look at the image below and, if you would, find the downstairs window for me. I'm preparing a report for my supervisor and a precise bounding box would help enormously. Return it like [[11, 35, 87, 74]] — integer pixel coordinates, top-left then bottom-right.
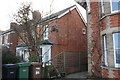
[[113, 33, 120, 67]]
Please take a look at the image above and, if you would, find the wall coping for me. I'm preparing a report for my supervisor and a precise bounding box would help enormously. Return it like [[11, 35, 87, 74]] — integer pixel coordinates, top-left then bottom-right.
[[101, 65, 120, 70], [99, 11, 120, 21]]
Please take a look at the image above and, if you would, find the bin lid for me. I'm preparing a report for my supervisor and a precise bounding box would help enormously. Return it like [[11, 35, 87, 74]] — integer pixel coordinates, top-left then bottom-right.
[[16, 63, 31, 67], [30, 62, 42, 66], [2, 64, 18, 68]]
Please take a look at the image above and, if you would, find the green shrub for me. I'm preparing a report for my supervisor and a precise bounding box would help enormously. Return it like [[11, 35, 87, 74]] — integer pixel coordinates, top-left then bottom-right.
[[29, 57, 37, 62], [2, 48, 21, 64]]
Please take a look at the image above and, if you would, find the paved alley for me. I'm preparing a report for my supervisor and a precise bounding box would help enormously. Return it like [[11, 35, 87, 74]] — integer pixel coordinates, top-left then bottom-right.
[[65, 71, 88, 78]]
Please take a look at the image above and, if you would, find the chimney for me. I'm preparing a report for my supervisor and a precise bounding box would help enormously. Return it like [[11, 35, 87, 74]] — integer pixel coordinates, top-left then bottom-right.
[[32, 10, 41, 23], [10, 22, 18, 29]]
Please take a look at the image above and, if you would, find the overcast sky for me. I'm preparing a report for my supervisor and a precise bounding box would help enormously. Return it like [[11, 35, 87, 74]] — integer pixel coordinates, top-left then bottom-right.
[[0, 0, 86, 31]]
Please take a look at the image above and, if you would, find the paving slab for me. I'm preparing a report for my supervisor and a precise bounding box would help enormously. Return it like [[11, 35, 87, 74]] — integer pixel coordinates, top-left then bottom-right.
[[65, 71, 88, 78]]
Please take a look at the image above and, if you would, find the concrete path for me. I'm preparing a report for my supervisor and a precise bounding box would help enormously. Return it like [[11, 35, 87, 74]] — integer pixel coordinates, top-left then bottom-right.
[[65, 71, 88, 78]]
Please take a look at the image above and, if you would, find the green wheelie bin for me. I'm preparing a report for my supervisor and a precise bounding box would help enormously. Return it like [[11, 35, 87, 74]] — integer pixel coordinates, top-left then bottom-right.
[[16, 63, 31, 80]]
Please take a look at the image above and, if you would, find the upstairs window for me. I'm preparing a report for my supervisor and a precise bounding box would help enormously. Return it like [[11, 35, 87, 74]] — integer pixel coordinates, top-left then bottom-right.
[[113, 33, 120, 68], [31, 30, 35, 37], [110, 0, 120, 13], [101, 0, 105, 13], [22, 33, 26, 41], [86, 0, 91, 13], [4, 34, 8, 44], [43, 25, 48, 40]]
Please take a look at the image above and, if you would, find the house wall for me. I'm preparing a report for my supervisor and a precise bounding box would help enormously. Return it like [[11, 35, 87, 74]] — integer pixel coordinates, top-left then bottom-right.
[[100, 13, 120, 78], [87, 0, 120, 78], [2, 35, 4, 44], [46, 8, 88, 73], [87, 1, 102, 76], [48, 8, 87, 58], [9, 31, 18, 54], [1, 23, 19, 54], [1, 31, 18, 54]]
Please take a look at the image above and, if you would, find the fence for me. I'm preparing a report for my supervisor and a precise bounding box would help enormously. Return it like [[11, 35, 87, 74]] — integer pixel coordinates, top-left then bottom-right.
[[45, 51, 87, 78]]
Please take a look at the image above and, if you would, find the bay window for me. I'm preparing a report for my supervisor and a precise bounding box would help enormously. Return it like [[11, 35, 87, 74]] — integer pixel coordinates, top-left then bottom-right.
[[110, 0, 120, 13], [103, 35, 108, 66], [113, 33, 120, 67]]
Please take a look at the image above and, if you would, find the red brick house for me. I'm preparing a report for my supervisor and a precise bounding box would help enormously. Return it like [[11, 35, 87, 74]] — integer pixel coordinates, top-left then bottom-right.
[[75, 0, 120, 78], [39, 5, 87, 74], [0, 23, 18, 54]]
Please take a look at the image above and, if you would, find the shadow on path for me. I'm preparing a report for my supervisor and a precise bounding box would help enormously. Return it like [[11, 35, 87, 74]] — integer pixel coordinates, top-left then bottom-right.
[[65, 71, 88, 78]]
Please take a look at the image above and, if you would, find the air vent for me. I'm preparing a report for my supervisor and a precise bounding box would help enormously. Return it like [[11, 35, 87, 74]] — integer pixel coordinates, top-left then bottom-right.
[[51, 26, 58, 32], [82, 28, 86, 34]]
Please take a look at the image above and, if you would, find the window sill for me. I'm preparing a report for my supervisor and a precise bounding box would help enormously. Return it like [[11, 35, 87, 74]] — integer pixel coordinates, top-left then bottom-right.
[[101, 65, 120, 70]]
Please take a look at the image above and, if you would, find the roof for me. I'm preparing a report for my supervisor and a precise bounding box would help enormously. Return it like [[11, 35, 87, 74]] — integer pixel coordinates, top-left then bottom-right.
[[2, 45, 9, 49], [1, 29, 13, 35], [40, 40, 54, 45], [74, 0, 87, 9], [38, 5, 87, 26], [17, 40, 53, 47], [16, 43, 30, 47], [39, 5, 75, 23]]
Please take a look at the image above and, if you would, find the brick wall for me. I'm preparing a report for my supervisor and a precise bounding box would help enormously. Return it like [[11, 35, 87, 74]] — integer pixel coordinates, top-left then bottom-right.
[[89, 1, 120, 78], [100, 13, 120, 78], [110, 14, 120, 28], [46, 8, 88, 73], [102, 67, 120, 78], [1, 31, 18, 54], [87, 1, 102, 76], [2, 36, 4, 44], [48, 9, 87, 58], [9, 32, 18, 54]]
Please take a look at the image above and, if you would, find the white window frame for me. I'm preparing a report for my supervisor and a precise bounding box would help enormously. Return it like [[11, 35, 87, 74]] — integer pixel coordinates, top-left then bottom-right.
[[110, 0, 120, 13], [101, 0, 105, 13], [41, 45, 52, 66], [22, 33, 26, 40], [86, 0, 91, 13], [103, 35, 108, 66], [31, 30, 35, 37], [0, 35, 2, 45], [4, 34, 8, 44], [113, 33, 120, 68], [43, 25, 49, 40]]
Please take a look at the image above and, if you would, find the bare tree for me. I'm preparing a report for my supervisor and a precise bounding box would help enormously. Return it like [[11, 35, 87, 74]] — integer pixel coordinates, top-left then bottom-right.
[[13, 1, 56, 63], [13, 3, 43, 62]]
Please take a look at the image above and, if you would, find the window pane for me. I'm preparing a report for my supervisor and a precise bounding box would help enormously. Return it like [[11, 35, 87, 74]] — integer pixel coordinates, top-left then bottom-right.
[[113, 33, 120, 66], [44, 25, 48, 40], [101, 0, 104, 13], [32, 30, 35, 36], [116, 49, 120, 64], [111, 0, 120, 11], [103, 35, 108, 66], [87, 0, 90, 12], [113, 33, 120, 49]]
